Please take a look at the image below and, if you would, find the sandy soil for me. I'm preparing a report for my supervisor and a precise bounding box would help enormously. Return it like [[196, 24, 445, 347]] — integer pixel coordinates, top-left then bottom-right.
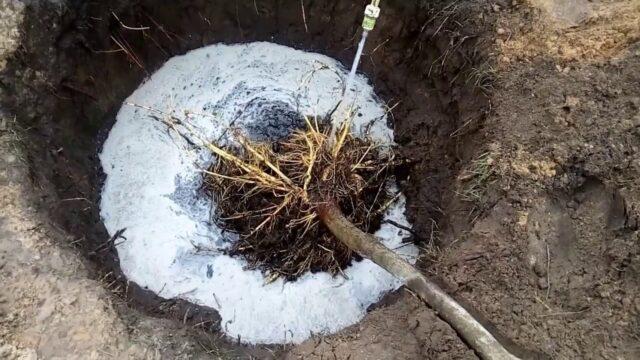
[[1, 0, 639, 359]]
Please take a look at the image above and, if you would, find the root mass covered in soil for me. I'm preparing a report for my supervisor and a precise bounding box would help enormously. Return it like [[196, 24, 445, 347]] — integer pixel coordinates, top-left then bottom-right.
[[204, 116, 397, 281]]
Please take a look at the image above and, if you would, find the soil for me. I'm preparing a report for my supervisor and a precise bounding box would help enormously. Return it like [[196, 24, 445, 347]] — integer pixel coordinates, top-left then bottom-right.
[[1, 0, 639, 359]]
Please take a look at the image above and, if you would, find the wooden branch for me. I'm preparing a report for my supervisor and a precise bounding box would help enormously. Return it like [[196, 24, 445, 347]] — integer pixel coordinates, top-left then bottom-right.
[[318, 202, 520, 360]]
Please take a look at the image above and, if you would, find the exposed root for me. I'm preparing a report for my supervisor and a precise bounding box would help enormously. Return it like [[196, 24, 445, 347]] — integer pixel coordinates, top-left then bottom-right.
[[204, 116, 396, 281]]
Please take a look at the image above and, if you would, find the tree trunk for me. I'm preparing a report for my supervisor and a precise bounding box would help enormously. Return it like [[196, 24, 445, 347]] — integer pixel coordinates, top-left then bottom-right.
[[318, 202, 520, 360]]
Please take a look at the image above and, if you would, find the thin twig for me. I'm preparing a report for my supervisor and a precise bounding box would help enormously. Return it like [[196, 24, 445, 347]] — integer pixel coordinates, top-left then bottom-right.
[[374, 191, 402, 216], [91, 228, 127, 255], [300, 0, 309, 33], [112, 12, 150, 30], [545, 242, 551, 300], [110, 35, 145, 70]]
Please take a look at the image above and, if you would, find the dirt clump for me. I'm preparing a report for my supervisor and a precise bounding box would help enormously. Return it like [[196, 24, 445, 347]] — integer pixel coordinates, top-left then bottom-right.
[[428, 1, 640, 359], [497, 0, 640, 64]]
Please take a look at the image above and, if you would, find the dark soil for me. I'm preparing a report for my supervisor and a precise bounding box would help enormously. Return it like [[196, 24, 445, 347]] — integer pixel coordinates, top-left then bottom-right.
[[434, 46, 640, 359], [1, 0, 638, 358], [2, 0, 488, 357]]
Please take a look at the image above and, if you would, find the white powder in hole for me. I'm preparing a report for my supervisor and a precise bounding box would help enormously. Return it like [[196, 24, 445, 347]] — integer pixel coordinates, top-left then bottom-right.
[[100, 42, 418, 344]]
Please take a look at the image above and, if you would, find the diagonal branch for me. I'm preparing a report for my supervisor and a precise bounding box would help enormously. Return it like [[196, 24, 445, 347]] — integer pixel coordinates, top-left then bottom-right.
[[318, 202, 520, 360]]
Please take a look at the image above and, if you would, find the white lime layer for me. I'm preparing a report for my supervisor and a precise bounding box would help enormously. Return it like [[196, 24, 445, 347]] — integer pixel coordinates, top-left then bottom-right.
[[100, 42, 418, 344]]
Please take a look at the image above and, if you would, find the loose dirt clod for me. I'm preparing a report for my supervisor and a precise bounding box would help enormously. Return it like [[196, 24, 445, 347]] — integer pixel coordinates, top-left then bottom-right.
[[204, 115, 396, 281]]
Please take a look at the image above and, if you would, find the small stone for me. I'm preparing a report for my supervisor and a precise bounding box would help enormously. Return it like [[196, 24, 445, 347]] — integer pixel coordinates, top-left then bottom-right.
[[534, 261, 547, 277], [0, 345, 12, 357], [537, 277, 549, 289], [599, 288, 611, 298], [553, 116, 566, 125], [564, 96, 580, 109], [516, 211, 529, 227], [497, 28, 506, 35]]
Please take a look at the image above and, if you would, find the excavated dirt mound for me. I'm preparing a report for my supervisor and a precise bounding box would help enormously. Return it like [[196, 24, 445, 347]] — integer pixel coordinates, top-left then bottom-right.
[[1, 0, 638, 359]]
